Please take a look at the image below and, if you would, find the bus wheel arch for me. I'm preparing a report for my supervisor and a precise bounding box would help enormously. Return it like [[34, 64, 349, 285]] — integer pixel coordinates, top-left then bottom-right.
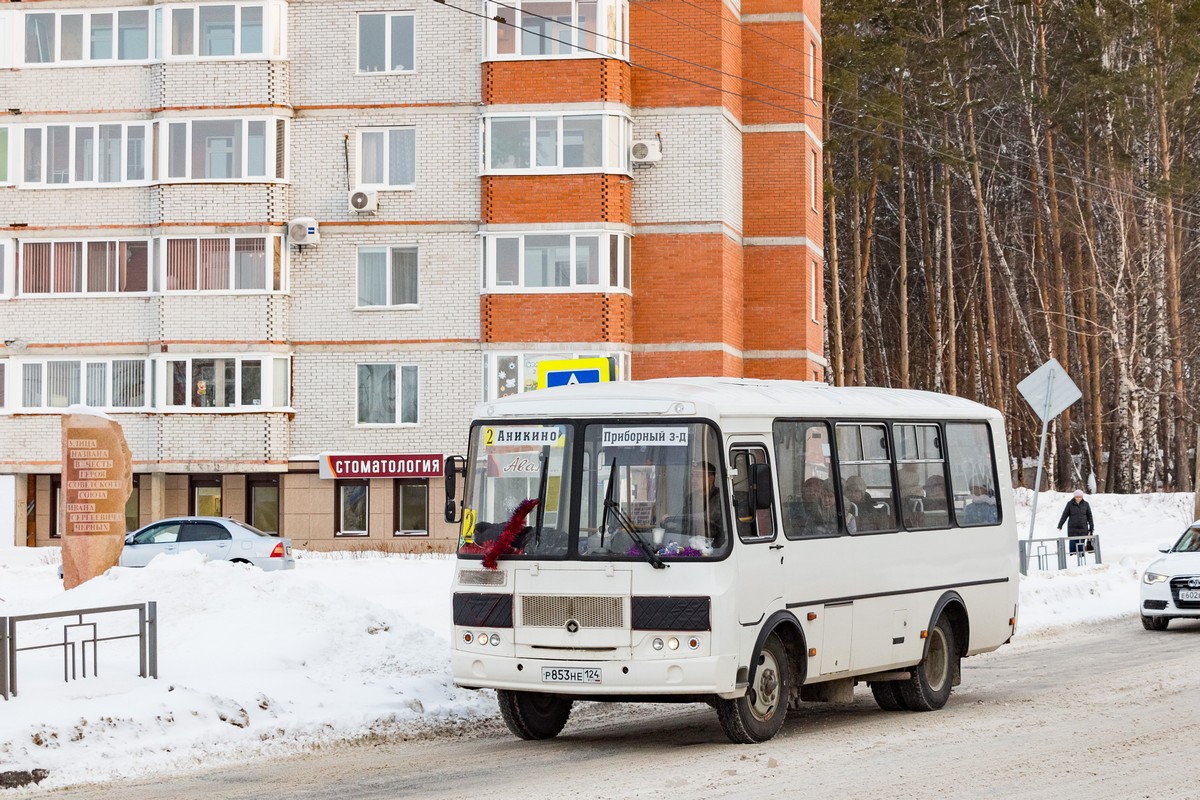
[[716, 612, 805, 744], [900, 594, 965, 711], [930, 591, 969, 686]]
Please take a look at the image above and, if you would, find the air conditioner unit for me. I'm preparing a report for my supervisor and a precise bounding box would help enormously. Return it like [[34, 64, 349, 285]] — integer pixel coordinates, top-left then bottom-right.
[[349, 189, 378, 213], [287, 217, 320, 246], [630, 139, 662, 163]]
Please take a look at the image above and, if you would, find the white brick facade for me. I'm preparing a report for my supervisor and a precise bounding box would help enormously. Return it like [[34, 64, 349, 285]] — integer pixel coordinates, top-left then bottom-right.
[[0, 0, 486, 548]]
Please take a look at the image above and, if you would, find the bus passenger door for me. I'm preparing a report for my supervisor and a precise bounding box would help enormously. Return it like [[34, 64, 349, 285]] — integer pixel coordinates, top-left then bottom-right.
[[730, 444, 784, 625]]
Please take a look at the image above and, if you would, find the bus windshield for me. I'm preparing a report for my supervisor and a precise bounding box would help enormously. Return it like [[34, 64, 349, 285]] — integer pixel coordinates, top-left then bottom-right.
[[579, 422, 730, 560], [455, 419, 731, 562], [457, 422, 575, 559]]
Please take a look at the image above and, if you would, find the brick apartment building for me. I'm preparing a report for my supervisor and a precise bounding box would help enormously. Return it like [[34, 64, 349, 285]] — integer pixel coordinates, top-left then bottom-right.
[[0, 0, 824, 551]]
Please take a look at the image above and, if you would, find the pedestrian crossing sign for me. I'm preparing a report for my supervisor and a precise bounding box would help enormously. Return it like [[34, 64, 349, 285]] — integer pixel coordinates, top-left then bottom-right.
[[537, 357, 617, 389]]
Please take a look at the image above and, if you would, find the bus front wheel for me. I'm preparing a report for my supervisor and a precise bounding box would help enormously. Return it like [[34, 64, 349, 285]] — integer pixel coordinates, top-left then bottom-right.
[[899, 616, 956, 711], [496, 690, 573, 740], [716, 633, 791, 743]]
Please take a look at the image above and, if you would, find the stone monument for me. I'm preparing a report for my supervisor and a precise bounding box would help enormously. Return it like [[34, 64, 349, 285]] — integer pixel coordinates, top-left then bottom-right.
[[61, 411, 133, 589]]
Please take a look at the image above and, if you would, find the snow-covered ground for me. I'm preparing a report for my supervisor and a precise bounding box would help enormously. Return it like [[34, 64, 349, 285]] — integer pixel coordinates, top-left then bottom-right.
[[0, 489, 1194, 791]]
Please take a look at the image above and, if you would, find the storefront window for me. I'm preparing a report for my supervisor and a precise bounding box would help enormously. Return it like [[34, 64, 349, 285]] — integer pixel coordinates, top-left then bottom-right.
[[191, 476, 222, 516], [394, 479, 427, 535], [337, 480, 368, 535]]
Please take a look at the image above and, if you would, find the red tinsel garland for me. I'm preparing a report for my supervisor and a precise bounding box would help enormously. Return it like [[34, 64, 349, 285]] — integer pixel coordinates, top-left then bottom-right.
[[482, 498, 539, 570]]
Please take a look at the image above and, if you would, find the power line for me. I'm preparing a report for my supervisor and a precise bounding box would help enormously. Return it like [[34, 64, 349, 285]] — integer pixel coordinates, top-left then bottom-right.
[[432, 0, 1200, 234]]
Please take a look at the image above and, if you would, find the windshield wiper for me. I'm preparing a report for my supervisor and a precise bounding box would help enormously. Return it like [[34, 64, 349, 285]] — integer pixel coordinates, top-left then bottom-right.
[[533, 446, 550, 546], [599, 460, 617, 549], [604, 497, 666, 570]]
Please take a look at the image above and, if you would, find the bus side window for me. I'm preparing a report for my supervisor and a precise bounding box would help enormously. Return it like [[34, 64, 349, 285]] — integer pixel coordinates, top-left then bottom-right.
[[731, 446, 776, 541]]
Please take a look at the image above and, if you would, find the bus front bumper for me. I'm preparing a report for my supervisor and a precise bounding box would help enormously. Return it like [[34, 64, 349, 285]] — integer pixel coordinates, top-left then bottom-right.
[[452, 650, 740, 696]]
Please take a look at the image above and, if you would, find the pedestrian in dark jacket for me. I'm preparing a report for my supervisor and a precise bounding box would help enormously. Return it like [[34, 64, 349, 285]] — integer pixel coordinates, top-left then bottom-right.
[[1057, 489, 1094, 554]]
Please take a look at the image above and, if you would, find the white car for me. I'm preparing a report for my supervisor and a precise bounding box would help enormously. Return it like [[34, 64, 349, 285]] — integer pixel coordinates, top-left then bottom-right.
[[1140, 522, 1200, 630], [120, 517, 296, 571]]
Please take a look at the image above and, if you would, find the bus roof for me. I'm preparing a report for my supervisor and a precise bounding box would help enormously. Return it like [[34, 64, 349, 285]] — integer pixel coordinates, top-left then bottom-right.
[[474, 378, 1002, 422]]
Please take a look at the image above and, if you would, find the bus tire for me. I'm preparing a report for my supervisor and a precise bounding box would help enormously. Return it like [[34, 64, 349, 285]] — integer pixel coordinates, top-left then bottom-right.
[[715, 633, 791, 743], [899, 616, 956, 711], [870, 680, 909, 711], [496, 690, 573, 740]]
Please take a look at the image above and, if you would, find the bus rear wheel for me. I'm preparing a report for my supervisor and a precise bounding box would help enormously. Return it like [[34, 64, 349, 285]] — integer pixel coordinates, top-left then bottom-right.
[[870, 680, 909, 711], [496, 690, 573, 740], [899, 617, 956, 711], [716, 633, 791, 743]]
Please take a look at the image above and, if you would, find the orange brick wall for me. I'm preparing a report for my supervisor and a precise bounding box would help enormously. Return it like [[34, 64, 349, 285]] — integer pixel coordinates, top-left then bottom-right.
[[482, 293, 633, 343], [634, 350, 744, 379], [632, 232, 743, 354], [743, 245, 821, 351], [484, 60, 632, 106], [743, 132, 821, 238], [742, 21, 817, 127], [630, 0, 743, 120], [482, 175, 632, 224]]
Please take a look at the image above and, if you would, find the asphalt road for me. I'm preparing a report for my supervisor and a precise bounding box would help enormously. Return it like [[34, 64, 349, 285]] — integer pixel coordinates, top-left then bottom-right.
[[39, 617, 1200, 800]]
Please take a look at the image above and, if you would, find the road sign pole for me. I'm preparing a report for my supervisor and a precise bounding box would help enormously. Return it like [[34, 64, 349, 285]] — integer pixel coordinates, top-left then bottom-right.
[[1027, 371, 1055, 543]]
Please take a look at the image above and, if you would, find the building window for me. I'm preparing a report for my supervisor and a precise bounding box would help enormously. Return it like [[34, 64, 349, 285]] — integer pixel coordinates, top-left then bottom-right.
[[51, 476, 63, 538], [0, 126, 8, 184], [811, 150, 819, 211], [811, 259, 819, 322], [0, 240, 10, 297], [168, 4, 266, 58], [358, 12, 414, 73], [165, 236, 281, 292], [483, 231, 630, 291], [485, 0, 629, 60], [485, 351, 628, 400], [166, 118, 283, 181], [0, 361, 6, 407], [357, 364, 418, 425], [336, 480, 369, 536], [20, 4, 281, 65], [20, 240, 150, 295], [20, 123, 150, 186], [247, 475, 280, 534], [809, 41, 816, 100], [163, 355, 289, 410], [394, 479, 428, 535], [357, 128, 415, 189], [485, 113, 630, 173], [126, 474, 141, 533], [357, 246, 418, 308], [190, 475, 222, 516], [16, 358, 148, 409]]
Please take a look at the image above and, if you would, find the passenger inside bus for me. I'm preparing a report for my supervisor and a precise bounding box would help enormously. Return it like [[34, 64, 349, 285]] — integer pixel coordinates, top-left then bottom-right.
[[843, 475, 885, 532]]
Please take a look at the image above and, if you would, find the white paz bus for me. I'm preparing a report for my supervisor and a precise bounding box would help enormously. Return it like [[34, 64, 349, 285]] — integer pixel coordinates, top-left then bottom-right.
[[445, 379, 1019, 743]]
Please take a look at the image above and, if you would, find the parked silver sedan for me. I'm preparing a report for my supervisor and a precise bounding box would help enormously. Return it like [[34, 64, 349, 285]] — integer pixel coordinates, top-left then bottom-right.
[[120, 517, 296, 570]]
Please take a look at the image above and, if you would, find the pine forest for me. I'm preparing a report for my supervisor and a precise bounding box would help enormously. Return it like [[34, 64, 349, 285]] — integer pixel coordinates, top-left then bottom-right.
[[821, 0, 1200, 493]]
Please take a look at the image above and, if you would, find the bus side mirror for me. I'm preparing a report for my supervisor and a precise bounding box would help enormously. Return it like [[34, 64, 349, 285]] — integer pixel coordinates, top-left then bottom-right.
[[444, 455, 466, 523], [752, 463, 774, 510]]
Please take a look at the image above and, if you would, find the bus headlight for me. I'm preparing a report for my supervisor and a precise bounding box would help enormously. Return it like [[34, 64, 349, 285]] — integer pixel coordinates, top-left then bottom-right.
[[652, 638, 664, 650], [687, 637, 701, 650], [489, 633, 501, 646], [667, 637, 680, 650], [462, 631, 473, 644]]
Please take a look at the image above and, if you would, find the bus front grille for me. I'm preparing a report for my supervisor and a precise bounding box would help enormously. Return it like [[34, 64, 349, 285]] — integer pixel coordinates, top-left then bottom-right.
[[520, 595, 625, 628]]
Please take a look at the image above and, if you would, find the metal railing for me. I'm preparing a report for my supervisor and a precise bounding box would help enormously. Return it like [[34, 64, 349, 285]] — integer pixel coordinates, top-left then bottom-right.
[[1019, 536, 1103, 575], [1, 602, 157, 700]]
